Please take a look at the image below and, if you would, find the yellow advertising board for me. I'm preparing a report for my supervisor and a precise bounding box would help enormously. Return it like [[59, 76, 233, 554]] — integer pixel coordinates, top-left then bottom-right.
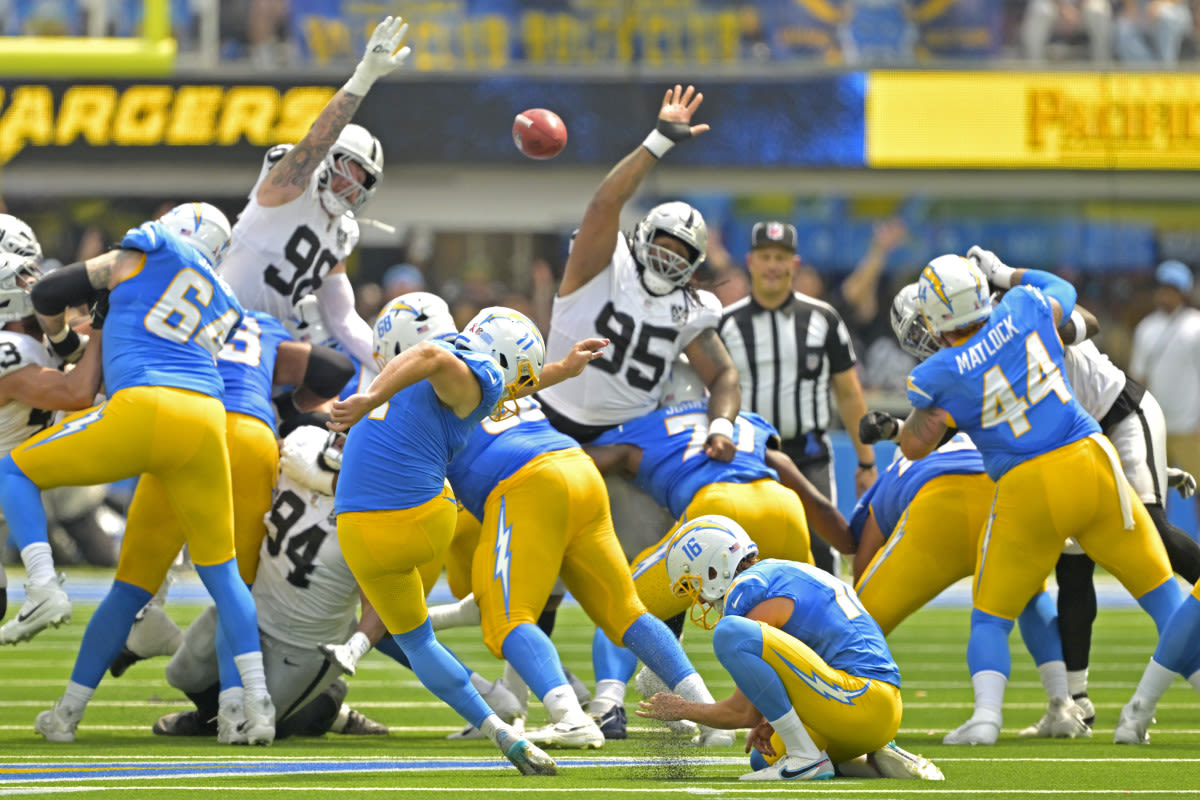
[[867, 71, 1200, 170]]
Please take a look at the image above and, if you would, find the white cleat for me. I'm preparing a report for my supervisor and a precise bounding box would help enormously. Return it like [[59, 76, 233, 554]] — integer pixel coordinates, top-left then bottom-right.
[[1, 574, 71, 645], [1073, 694, 1096, 727], [692, 726, 736, 747], [217, 697, 248, 745], [1114, 699, 1153, 745], [868, 742, 945, 780], [318, 641, 359, 677], [1019, 696, 1092, 739], [740, 752, 834, 781], [635, 665, 670, 699], [524, 719, 605, 750], [449, 678, 525, 740], [496, 727, 558, 776], [241, 693, 276, 746], [35, 699, 82, 743], [943, 714, 1001, 745]]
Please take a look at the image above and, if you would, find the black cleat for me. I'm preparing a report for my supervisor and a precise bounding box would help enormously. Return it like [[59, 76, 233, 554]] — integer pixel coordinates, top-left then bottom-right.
[[339, 709, 388, 736], [596, 705, 627, 740], [153, 710, 218, 737], [109, 647, 144, 678]]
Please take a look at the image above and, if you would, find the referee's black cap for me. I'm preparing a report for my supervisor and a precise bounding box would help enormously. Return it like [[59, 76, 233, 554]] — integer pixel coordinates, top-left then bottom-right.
[[750, 221, 797, 252]]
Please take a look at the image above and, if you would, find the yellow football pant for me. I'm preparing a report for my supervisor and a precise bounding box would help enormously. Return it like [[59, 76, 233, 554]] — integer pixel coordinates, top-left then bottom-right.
[[338, 485, 458, 635], [473, 449, 646, 657], [631, 479, 813, 620]]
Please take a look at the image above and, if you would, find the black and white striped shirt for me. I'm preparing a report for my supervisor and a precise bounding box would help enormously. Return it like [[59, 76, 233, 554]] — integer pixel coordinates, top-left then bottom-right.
[[718, 292, 856, 458]]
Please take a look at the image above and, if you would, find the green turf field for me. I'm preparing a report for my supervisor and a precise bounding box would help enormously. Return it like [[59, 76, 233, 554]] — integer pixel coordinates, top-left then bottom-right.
[[2, 577, 1198, 798]]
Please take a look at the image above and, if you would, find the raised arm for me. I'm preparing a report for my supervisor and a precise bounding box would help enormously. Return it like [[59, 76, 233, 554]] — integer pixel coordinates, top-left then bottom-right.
[[559, 85, 710, 296], [524, 337, 609, 396], [257, 17, 410, 207]]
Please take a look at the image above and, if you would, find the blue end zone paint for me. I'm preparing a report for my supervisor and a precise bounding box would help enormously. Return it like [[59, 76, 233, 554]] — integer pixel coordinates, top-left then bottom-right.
[[0, 757, 736, 783]]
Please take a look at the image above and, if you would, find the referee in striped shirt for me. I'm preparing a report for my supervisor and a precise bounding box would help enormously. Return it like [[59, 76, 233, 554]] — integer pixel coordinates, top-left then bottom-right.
[[718, 221, 878, 574]]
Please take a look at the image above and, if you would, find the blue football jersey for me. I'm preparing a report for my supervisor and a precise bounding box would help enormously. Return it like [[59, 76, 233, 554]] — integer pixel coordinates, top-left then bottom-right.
[[724, 559, 901, 687], [218, 311, 291, 428], [848, 434, 985, 543], [104, 221, 244, 398], [591, 401, 779, 518], [335, 343, 504, 514], [447, 397, 579, 520], [906, 285, 1098, 480]]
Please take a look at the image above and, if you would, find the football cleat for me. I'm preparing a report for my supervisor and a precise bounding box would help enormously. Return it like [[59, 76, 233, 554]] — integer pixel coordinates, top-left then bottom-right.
[[1114, 699, 1153, 745], [524, 718, 605, 750], [153, 710, 217, 737], [740, 752, 834, 782], [635, 665, 670, 699], [1019, 696, 1092, 739], [1073, 693, 1096, 727], [692, 726, 736, 747], [217, 697, 248, 745], [595, 704, 627, 740], [111, 603, 182, 677], [663, 717, 699, 737], [1, 573, 71, 645], [241, 693, 276, 746], [867, 742, 945, 780], [496, 727, 558, 776], [35, 699, 82, 743], [943, 713, 1001, 745], [338, 708, 388, 736]]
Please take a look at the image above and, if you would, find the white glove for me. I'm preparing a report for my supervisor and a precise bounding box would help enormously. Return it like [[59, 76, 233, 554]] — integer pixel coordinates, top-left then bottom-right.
[[966, 245, 1015, 289], [280, 425, 340, 496], [1168, 467, 1197, 499], [343, 16, 411, 96]]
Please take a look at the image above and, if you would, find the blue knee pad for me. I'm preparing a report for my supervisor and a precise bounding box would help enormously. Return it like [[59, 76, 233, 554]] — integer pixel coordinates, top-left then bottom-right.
[[622, 613, 694, 689], [967, 608, 1015, 677], [394, 619, 491, 729], [70, 580, 152, 689], [712, 615, 791, 721], [593, 627, 638, 684], [0, 456, 47, 550], [1016, 591, 1063, 666], [501, 622, 568, 699]]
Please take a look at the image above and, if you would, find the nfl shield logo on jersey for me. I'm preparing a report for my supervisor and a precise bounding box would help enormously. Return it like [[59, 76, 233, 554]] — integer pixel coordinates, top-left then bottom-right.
[[671, 305, 687, 323]]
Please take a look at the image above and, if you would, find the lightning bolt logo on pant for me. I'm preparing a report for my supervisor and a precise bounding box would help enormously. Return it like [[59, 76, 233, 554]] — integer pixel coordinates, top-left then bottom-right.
[[29, 404, 106, 449], [494, 497, 514, 618], [771, 648, 869, 705]]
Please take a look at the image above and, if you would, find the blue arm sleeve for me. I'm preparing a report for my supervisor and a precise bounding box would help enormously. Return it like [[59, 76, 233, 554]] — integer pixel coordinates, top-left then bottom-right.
[[1018, 270, 1076, 317]]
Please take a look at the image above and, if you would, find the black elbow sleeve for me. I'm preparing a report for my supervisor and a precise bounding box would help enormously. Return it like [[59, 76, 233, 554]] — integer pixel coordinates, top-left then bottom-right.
[[31, 263, 98, 315], [302, 345, 356, 399]]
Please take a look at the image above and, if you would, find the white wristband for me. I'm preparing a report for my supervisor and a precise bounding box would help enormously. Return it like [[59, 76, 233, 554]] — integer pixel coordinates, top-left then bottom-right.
[[990, 263, 1016, 289], [641, 129, 675, 159], [1069, 309, 1088, 345], [707, 417, 735, 441], [342, 66, 375, 97]]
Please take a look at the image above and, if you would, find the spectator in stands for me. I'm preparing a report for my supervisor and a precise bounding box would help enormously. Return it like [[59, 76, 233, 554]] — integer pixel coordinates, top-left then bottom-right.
[[1114, 0, 1192, 63], [381, 263, 426, 301], [1021, 0, 1113, 62], [1129, 260, 1200, 517]]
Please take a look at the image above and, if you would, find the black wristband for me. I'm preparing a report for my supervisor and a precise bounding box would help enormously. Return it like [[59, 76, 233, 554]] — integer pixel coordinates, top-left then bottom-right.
[[50, 329, 82, 358], [857, 461, 875, 470]]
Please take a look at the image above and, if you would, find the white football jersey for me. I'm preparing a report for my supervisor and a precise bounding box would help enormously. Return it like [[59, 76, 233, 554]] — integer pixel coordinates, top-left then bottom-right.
[[220, 145, 361, 321], [0, 331, 56, 456], [539, 233, 721, 426], [254, 473, 359, 649], [1063, 340, 1125, 422]]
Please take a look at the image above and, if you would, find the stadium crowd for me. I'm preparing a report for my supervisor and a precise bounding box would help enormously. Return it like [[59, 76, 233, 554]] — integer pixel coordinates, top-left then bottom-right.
[[1, 9, 1200, 785]]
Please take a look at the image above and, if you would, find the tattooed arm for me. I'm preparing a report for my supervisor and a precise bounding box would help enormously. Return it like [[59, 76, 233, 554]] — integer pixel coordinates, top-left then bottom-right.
[[32, 250, 142, 338], [899, 405, 950, 461]]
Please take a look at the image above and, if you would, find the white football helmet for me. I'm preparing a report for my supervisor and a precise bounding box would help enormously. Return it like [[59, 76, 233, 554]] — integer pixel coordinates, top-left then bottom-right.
[[158, 202, 232, 267], [917, 254, 992, 335], [373, 291, 457, 369], [285, 296, 335, 348], [0, 252, 43, 323], [318, 124, 384, 217], [631, 201, 707, 295], [666, 514, 759, 630], [659, 355, 706, 407], [890, 283, 939, 360], [454, 306, 546, 421], [0, 214, 42, 263]]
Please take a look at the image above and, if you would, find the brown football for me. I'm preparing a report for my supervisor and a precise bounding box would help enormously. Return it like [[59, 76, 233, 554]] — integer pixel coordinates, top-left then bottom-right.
[[512, 108, 567, 160]]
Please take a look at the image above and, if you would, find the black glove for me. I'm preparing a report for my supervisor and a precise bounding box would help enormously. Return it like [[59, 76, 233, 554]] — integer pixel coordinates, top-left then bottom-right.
[[49, 328, 88, 364], [656, 117, 694, 143], [859, 411, 900, 446], [89, 290, 110, 331]]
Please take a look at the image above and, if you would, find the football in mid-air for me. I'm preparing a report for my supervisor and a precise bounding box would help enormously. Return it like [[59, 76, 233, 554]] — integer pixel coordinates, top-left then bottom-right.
[[512, 108, 567, 159]]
